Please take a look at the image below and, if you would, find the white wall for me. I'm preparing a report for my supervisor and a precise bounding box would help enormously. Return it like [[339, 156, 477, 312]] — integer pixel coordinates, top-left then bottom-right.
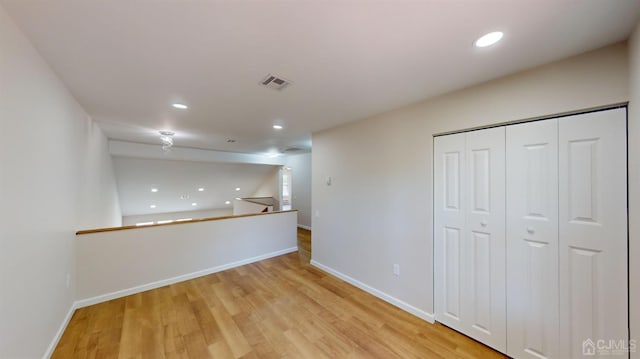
[[233, 199, 273, 215], [629, 21, 640, 359], [252, 166, 280, 199], [285, 153, 312, 229], [76, 211, 297, 305], [312, 43, 629, 322], [122, 208, 232, 226], [0, 4, 121, 358], [79, 121, 122, 229]]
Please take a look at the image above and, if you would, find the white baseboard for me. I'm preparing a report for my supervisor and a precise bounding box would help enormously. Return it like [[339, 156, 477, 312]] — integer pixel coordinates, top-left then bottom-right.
[[43, 302, 77, 359], [75, 246, 298, 308], [297, 224, 311, 231], [310, 260, 435, 324]]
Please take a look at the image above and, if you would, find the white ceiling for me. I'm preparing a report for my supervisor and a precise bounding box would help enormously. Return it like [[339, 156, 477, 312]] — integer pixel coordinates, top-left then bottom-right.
[[3, 0, 640, 155], [113, 157, 278, 216], [4, 1, 640, 217]]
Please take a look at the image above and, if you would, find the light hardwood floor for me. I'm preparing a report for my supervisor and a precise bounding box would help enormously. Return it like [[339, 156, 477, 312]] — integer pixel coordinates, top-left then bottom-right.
[[296, 227, 311, 263], [53, 229, 505, 358]]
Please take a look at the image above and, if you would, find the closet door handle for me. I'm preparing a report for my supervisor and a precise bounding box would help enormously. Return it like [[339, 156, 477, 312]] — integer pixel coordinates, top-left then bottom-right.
[[527, 227, 535, 234]]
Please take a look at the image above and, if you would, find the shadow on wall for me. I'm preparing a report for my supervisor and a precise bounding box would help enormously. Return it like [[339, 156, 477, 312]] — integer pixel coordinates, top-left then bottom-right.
[[233, 197, 278, 215]]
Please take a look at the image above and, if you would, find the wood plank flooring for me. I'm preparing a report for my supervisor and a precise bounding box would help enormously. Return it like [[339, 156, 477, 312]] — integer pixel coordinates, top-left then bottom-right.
[[296, 227, 311, 263], [53, 229, 505, 358]]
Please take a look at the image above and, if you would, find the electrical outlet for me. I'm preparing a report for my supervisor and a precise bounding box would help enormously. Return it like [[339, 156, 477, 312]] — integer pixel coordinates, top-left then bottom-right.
[[65, 273, 71, 288], [393, 264, 400, 276]]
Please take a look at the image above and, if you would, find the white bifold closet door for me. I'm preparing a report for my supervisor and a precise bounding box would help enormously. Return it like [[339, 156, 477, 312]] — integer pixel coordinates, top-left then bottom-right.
[[504, 108, 627, 359], [434, 127, 506, 353], [558, 109, 628, 358], [506, 119, 560, 359]]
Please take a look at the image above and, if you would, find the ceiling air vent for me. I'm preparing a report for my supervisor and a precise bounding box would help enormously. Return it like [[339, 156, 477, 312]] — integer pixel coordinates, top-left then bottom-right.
[[260, 73, 292, 91], [284, 147, 302, 152]]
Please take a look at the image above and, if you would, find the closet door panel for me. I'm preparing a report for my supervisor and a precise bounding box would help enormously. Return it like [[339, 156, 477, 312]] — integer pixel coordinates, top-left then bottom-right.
[[464, 127, 506, 352], [506, 119, 559, 359], [434, 133, 466, 330], [559, 109, 627, 358]]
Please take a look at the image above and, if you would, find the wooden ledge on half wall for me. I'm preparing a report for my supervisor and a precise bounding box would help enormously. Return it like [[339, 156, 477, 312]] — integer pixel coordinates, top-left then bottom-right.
[[76, 210, 298, 236]]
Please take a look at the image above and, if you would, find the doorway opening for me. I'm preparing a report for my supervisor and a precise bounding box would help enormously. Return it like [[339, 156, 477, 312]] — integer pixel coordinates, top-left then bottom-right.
[[281, 167, 292, 210]]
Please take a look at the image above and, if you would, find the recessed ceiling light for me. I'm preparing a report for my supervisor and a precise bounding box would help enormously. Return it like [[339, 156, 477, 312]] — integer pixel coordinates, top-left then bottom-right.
[[151, 188, 158, 193], [475, 31, 504, 48], [191, 202, 197, 206], [172, 103, 188, 109], [198, 188, 204, 192], [235, 187, 241, 191], [225, 201, 231, 205], [150, 204, 156, 209], [235, 197, 241, 201], [273, 124, 283, 130]]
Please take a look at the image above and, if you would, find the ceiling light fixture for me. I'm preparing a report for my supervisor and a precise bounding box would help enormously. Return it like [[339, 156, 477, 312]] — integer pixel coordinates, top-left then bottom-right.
[[235, 187, 241, 191], [198, 188, 204, 192], [191, 202, 197, 206], [150, 204, 157, 209], [273, 124, 283, 130], [151, 188, 158, 193], [225, 201, 231, 205], [172, 103, 188, 109], [474, 31, 504, 48], [159, 130, 175, 152]]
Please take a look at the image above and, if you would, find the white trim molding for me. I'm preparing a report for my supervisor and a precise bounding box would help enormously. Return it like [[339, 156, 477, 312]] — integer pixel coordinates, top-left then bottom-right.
[[43, 303, 77, 359], [75, 246, 298, 308], [310, 260, 435, 324]]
